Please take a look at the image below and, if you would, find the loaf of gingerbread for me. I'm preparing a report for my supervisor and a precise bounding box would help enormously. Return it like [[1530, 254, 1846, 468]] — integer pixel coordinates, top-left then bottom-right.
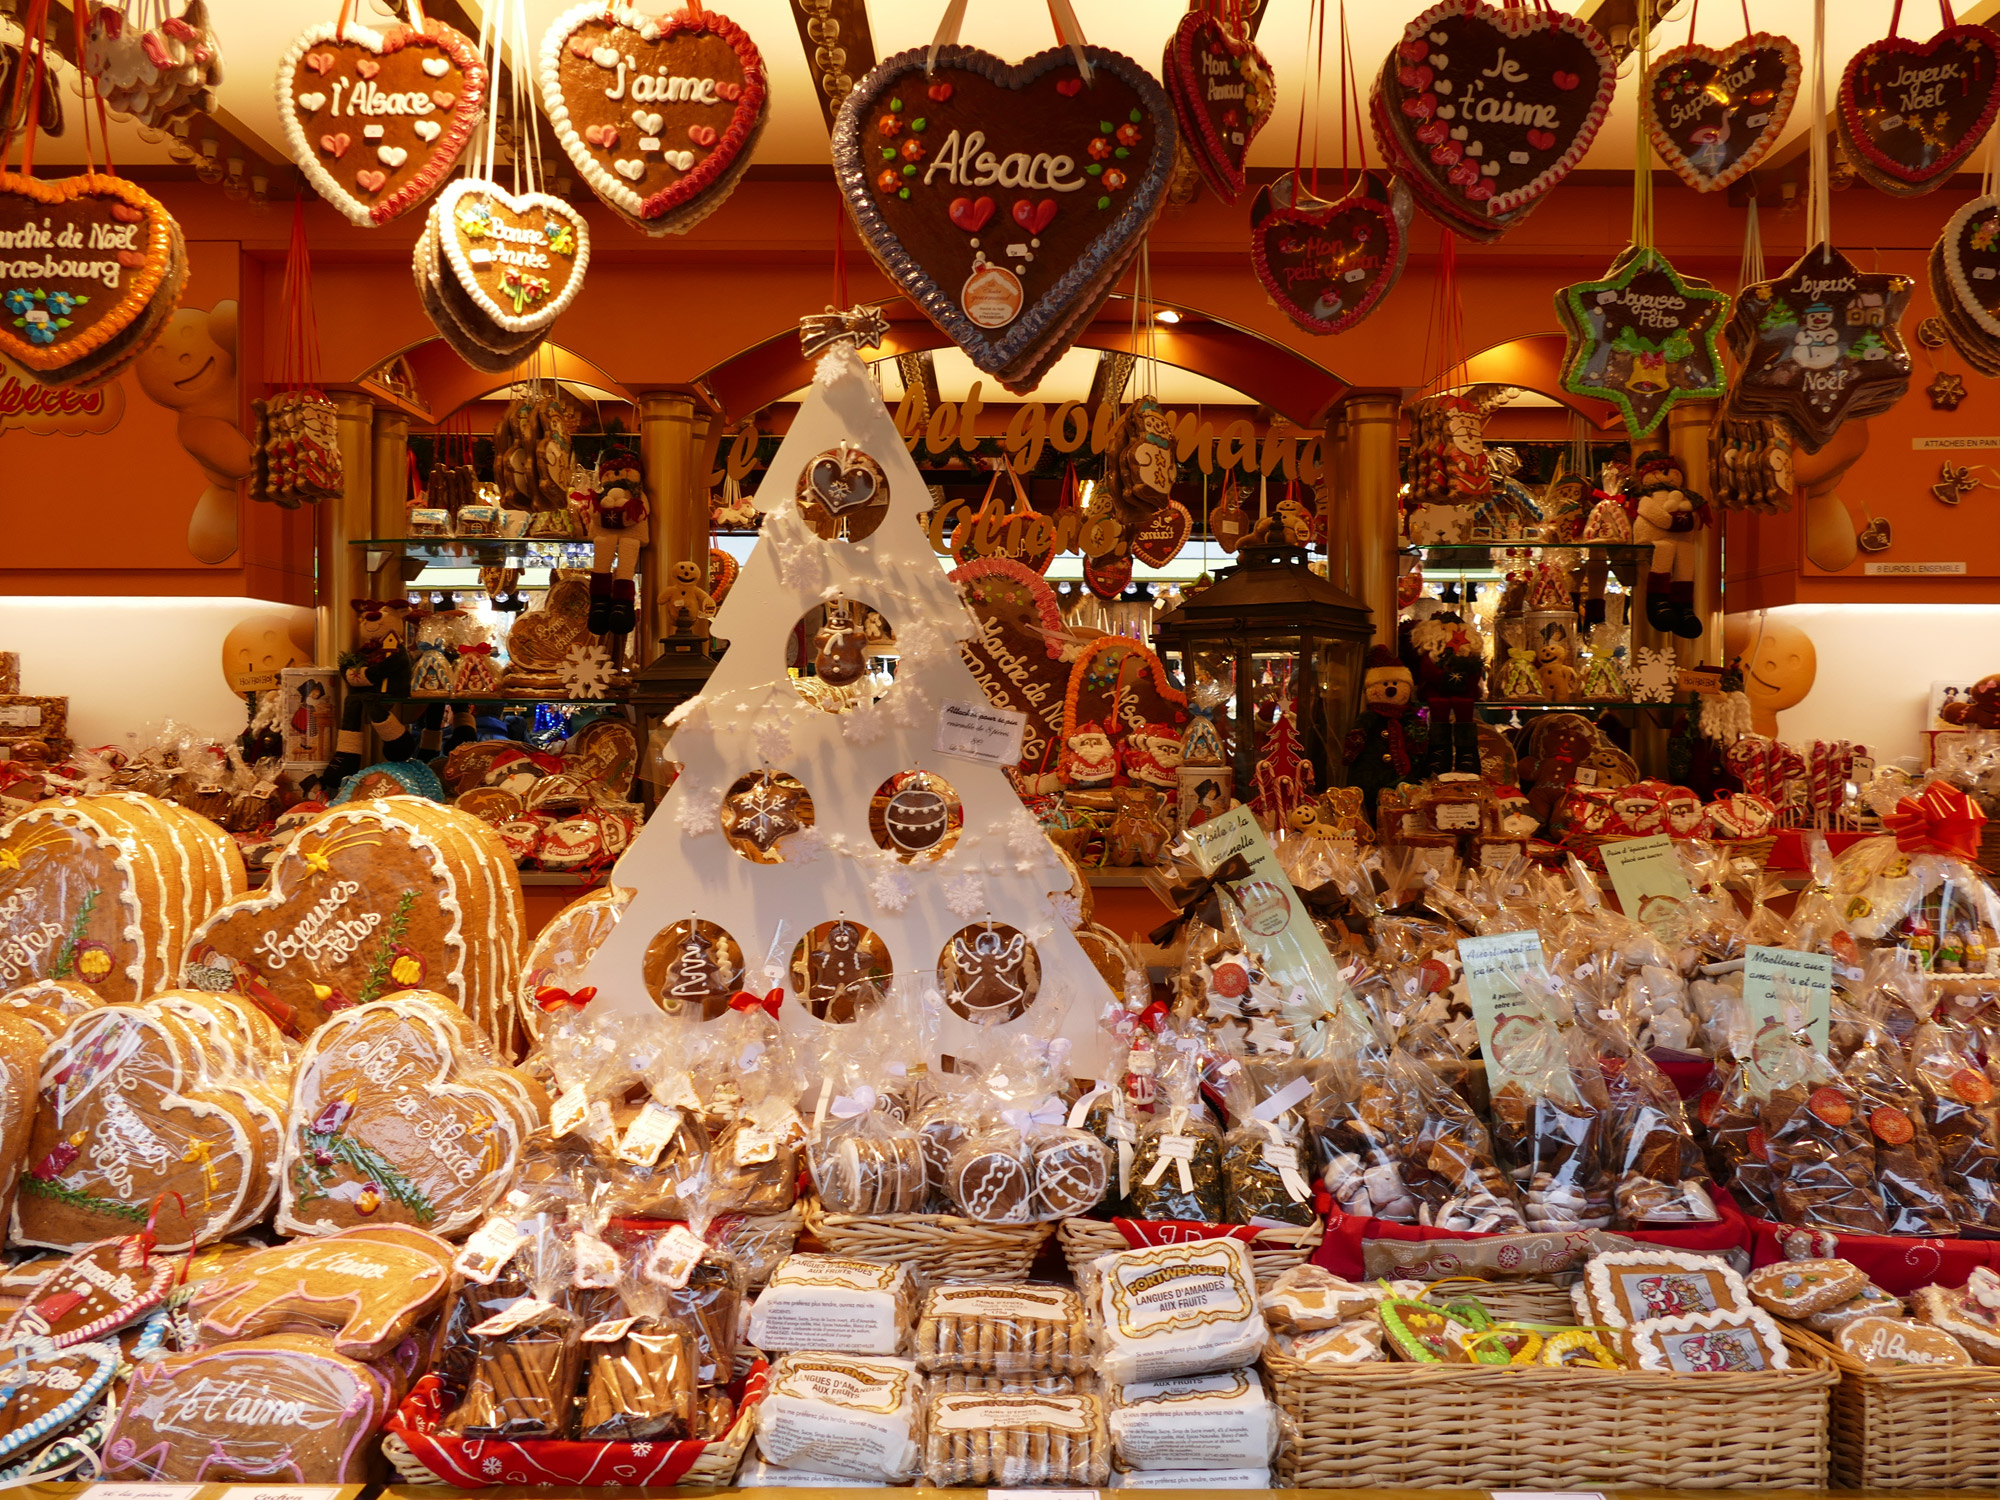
[[0, 792, 243, 1005], [278, 991, 544, 1237], [180, 796, 525, 1053], [12, 1005, 273, 1250]]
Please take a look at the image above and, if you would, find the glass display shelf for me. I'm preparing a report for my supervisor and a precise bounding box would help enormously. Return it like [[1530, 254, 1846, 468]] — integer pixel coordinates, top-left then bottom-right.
[[1479, 698, 1694, 714], [374, 696, 630, 709], [351, 535, 605, 565], [1402, 541, 1653, 566]]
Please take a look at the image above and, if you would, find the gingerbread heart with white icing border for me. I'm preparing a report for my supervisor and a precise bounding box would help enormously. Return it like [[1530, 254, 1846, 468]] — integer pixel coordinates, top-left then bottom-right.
[[539, 1, 768, 234], [278, 18, 486, 228], [833, 44, 1176, 389], [0, 1234, 172, 1347], [1840, 22, 2000, 196], [1373, 0, 1613, 224], [1164, 10, 1272, 204], [1251, 171, 1410, 336], [433, 180, 591, 336], [0, 1338, 118, 1464], [1645, 34, 1800, 194], [1942, 195, 2000, 340], [0, 173, 179, 381]]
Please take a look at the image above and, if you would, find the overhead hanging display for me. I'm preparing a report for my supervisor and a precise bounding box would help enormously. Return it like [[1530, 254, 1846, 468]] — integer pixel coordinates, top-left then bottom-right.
[[1838, 2, 2000, 197], [831, 8, 1176, 395], [1558, 248, 1728, 439], [1163, 0, 1274, 204], [1644, 25, 1800, 194]]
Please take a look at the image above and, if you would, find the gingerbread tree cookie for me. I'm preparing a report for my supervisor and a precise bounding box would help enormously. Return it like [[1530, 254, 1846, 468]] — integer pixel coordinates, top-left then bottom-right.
[[574, 328, 1117, 1070]]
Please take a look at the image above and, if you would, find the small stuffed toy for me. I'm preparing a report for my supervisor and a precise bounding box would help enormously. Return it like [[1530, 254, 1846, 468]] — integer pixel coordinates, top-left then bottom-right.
[[574, 444, 650, 635], [1342, 645, 1426, 820], [1534, 642, 1580, 700], [1630, 453, 1710, 640]]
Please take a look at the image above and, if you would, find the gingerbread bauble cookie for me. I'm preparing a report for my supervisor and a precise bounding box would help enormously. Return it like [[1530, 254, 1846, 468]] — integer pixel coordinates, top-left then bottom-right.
[[948, 1133, 1035, 1224]]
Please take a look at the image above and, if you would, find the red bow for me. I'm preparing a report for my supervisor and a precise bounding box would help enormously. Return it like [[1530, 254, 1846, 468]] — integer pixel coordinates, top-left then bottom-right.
[[535, 985, 597, 1013], [1135, 999, 1169, 1034], [1884, 781, 1989, 862], [729, 988, 783, 1019]]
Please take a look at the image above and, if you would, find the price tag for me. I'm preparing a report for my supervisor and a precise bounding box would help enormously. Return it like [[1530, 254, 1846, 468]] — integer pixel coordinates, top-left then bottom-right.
[[219, 1488, 347, 1500], [656, 1067, 703, 1110], [991, 1491, 1098, 1500], [0, 704, 42, 728], [468, 1296, 557, 1337], [84, 1488, 204, 1500], [454, 1217, 530, 1285], [642, 1223, 709, 1290], [572, 1230, 622, 1289], [934, 698, 1027, 766], [735, 1126, 777, 1165], [617, 1102, 682, 1167], [550, 1085, 589, 1138], [1264, 1143, 1311, 1201], [581, 1315, 640, 1344]]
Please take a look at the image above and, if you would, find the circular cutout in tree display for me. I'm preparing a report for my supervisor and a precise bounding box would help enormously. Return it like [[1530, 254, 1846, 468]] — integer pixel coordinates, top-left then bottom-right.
[[642, 918, 745, 1019], [796, 442, 890, 541], [938, 921, 1042, 1026], [791, 599, 895, 714], [788, 918, 893, 1023], [719, 769, 814, 864], [869, 769, 962, 862]]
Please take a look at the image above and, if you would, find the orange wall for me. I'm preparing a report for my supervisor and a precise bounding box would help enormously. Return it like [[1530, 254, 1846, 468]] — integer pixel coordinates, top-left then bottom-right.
[[3, 171, 1997, 609]]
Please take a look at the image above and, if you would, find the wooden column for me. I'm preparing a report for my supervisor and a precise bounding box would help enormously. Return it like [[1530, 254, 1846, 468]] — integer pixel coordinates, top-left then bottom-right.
[[1321, 406, 1354, 596], [370, 408, 411, 542], [1668, 398, 1720, 652], [324, 391, 376, 665], [1343, 392, 1402, 646], [639, 392, 701, 661]]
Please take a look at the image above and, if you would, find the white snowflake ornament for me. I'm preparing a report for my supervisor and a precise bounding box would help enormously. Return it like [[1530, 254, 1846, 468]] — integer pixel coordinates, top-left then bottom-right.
[[1631, 646, 1678, 703], [561, 642, 615, 698], [943, 873, 986, 918]]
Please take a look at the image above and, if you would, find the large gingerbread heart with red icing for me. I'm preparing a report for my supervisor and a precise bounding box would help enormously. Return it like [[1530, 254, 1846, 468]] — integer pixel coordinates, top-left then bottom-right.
[[1839, 23, 2000, 196], [1164, 10, 1272, 204], [1645, 34, 1800, 194], [1251, 172, 1410, 336], [1374, 0, 1613, 227], [833, 44, 1175, 389], [279, 18, 486, 228], [539, 1, 768, 235]]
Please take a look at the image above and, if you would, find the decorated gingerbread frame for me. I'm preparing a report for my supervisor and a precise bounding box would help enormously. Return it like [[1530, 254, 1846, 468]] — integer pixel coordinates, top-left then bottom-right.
[[1627, 1307, 1791, 1374], [1583, 1250, 1752, 1330]]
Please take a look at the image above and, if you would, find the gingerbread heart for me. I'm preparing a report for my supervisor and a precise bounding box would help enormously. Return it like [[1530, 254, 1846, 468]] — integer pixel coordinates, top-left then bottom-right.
[[278, 18, 486, 227], [1373, 0, 1613, 226], [0, 173, 179, 380], [101, 1333, 393, 1482], [191, 1223, 454, 1360], [11, 1009, 259, 1251], [1941, 195, 2000, 340], [506, 573, 592, 671], [807, 450, 883, 514], [1251, 172, 1410, 336], [1164, 9, 1273, 204], [1131, 500, 1193, 568], [833, 44, 1175, 392], [434, 180, 591, 335], [279, 993, 538, 1237], [1840, 22, 2000, 196], [539, 1, 768, 234], [0, 1338, 118, 1463], [0, 1234, 172, 1346], [1645, 35, 1800, 193], [950, 557, 1069, 778]]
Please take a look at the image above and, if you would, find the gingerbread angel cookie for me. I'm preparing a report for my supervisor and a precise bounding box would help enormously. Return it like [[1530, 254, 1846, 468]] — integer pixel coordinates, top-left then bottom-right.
[[279, 992, 542, 1237]]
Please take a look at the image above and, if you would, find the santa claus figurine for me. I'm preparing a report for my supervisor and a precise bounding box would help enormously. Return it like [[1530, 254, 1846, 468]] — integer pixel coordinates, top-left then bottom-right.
[[1060, 721, 1119, 791], [1122, 722, 1184, 789], [1403, 609, 1486, 777]]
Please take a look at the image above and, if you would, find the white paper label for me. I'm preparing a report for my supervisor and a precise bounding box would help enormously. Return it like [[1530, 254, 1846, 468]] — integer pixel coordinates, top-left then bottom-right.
[[736, 1126, 778, 1164], [86, 1488, 205, 1500], [551, 1084, 590, 1138], [454, 1217, 530, 1285], [617, 1101, 682, 1167], [0, 705, 41, 728], [468, 1296, 558, 1337], [934, 698, 1027, 766], [644, 1223, 708, 1290], [572, 1230, 623, 1289], [219, 1489, 346, 1500], [581, 1315, 640, 1344]]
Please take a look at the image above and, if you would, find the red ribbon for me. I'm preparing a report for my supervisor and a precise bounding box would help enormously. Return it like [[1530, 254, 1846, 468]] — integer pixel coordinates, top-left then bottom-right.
[[729, 988, 783, 1019], [535, 985, 597, 1013], [1883, 781, 1989, 862]]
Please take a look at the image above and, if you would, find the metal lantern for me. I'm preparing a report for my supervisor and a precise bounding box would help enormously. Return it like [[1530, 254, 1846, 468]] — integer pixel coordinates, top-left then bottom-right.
[[1152, 539, 1375, 799]]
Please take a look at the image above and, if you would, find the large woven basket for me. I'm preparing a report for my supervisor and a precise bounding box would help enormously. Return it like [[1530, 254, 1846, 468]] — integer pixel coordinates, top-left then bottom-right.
[[1795, 1324, 2000, 1488], [801, 1196, 1051, 1288], [1058, 1217, 1322, 1291], [1426, 1275, 1577, 1324], [1266, 1333, 1834, 1489]]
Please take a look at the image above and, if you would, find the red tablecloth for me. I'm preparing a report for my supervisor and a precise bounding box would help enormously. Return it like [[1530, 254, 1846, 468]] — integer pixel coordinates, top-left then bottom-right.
[[1743, 1215, 2000, 1294]]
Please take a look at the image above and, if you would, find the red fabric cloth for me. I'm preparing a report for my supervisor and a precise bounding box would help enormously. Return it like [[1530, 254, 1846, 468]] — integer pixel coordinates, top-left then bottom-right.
[[1743, 1215, 2000, 1295], [1107, 1217, 1265, 1248], [1312, 1187, 1753, 1281], [1652, 1053, 1717, 1103], [386, 1362, 767, 1486]]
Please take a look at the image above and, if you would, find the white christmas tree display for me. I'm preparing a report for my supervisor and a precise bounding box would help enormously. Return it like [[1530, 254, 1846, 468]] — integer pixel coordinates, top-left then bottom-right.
[[580, 331, 1117, 1071]]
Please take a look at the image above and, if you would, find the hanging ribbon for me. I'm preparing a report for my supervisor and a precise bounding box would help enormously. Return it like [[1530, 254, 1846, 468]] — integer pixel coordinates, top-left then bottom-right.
[[928, 0, 1091, 83], [1884, 782, 1989, 861], [535, 984, 598, 1012], [1807, 0, 1830, 262]]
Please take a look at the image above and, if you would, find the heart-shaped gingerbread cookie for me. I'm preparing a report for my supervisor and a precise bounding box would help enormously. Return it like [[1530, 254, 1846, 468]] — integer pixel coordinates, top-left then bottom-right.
[[0, 1233, 172, 1346], [433, 180, 591, 335], [833, 44, 1176, 393], [0, 1338, 118, 1463], [279, 18, 486, 227], [1164, 10, 1273, 204], [1251, 171, 1411, 335], [1645, 35, 1800, 194], [1373, 0, 1613, 231], [539, 1, 768, 235], [11, 1008, 259, 1251], [1131, 500, 1193, 568], [0, 173, 180, 382], [279, 993, 538, 1237], [1840, 22, 2000, 196]]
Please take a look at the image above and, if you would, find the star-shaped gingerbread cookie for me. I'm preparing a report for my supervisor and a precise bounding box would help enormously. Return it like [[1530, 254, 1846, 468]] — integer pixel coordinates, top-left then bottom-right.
[[1557, 247, 1728, 437]]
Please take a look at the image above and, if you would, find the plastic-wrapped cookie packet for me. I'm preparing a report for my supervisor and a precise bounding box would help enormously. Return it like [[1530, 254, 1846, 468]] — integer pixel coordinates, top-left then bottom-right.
[[1072, 1028, 1158, 1215], [1106, 1366, 1283, 1474], [1218, 1062, 1317, 1228], [1091, 1237, 1267, 1384], [1834, 970, 1957, 1235], [915, 1283, 1090, 1376], [1745, 991, 1889, 1234], [1258, 1264, 1423, 1335], [1572, 1004, 1718, 1227], [922, 1389, 1111, 1487], [1904, 985, 2000, 1230], [635, 1228, 743, 1386], [747, 1254, 914, 1357], [575, 1241, 700, 1442], [439, 1215, 583, 1440], [755, 1352, 926, 1481], [1127, 1047, 1225, 1223], [1486, 970, 1614, 1233]]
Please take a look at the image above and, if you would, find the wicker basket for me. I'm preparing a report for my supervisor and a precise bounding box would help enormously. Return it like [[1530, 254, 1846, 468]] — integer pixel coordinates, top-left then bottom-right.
[[1058, 1217, 1323, 1291], [1795, 1324, 2000, 1488], [801, 1196, 1052, 1288], [1426, 1275, 1577, 1325], [1266, 1333, 1834, 1490], [1717, 833, 1780, 873]]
